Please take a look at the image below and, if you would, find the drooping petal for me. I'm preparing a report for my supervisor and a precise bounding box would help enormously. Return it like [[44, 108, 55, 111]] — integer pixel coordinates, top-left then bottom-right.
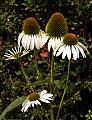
[[39, 90, 47, 96], [62, 46, 68, 59], [18, 32, 24, 46], [56, 44, 65, 56], [40, 94, 53, 99], [21, 101, 31, 112], [34, 35, 41, 49], [48, 38, 55, 51], [39, 30, 48, 47], [22, 35, 28, 48], [66, 46, 71, 60], [26, 36, 31, 50], [35, 100, 41, 105], [77, 45, 86, 58], [22, 99, 29, 107], [74, 45, 79, 58], [40, 99, 50, 103], [71, 45, 77, 60], [78, 42, 90, 54], [30, 35, 34, 50]]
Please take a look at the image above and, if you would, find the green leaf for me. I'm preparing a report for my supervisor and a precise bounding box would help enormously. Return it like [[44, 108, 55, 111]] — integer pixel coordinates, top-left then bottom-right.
[[31, 79, 50, 86], [54, 79, 66, 89], [0, 96, 26, 120]]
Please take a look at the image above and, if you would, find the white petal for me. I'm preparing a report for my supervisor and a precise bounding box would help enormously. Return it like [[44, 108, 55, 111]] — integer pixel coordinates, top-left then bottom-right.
[[35, 100, 41, 105], [39, 90, 47, 96], [14, 47, 18, 53], [71, 46, 77, 60], [74, 45, 79, 58], [18, 32, 24, 46], [40, 94, 53, 99], [12, 48, 16, 54], [56, 45, 65, 56], [66, 46, 71, 60], [26, 36, 31, 50], [22, 99, 29, 106], [31, 101, 35, 107], [78, 42, 89, 54], [22, 35, 28, 48], [40, 34, 48, 47], [40, 99, 50, 103], [76, 45, 86, 58], [48, 38, 55, 51], [8, 50, 14, 55], [4, 53, 12, 56], [34, 35, 41, 49], [21, 101, 31, 112], [30, 35, 34, 50], [62, 46, 68, 59]]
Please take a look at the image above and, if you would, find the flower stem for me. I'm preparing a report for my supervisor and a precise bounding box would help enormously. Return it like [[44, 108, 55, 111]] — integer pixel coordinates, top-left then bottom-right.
[[34, 48, 41, 79], [37, 106, 43, 120], [51, 54, 54, 83], [18, 59, 34, 92], [56, 60, 71, 120], [50, 51, 54, 120]]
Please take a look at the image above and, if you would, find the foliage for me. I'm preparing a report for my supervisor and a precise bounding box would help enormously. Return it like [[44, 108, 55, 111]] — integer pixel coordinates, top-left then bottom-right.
[[0, 0, 92, 120]]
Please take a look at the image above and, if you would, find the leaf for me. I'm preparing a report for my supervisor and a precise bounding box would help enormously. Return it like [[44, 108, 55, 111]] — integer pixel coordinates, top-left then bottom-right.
[[0, 96, 26, 120], [31, 79, 50, 86], [54, 79, 66, 89]]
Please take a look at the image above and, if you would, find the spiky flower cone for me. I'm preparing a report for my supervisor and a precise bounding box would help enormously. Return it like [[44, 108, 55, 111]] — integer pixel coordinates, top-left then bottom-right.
[[22, 17, 40, 35], [45, 12, 68, 38], [63, 33, 78, 45]]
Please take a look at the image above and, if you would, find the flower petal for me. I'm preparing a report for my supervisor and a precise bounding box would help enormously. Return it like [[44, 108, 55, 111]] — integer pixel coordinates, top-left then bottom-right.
[[30, 35, 34, 50], [71, 45, 77, 60], [62, 46, 68, 59], [76, 44, 86, 58], [66, 46, 71, 60], [18, 32, 24, 46], [40, 99, 50, 103], [34, 35, 41, 49]]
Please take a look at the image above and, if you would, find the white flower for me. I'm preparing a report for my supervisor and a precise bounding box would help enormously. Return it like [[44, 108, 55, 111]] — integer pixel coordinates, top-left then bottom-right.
[[18, 17, 47, 50], [45, 12, 68, 52], [54, 33, 89, 60], [48, 37, 63, 51], [4, 46, 29, 60], [21, 90, 53, 112], [18, 30, 48, 50]]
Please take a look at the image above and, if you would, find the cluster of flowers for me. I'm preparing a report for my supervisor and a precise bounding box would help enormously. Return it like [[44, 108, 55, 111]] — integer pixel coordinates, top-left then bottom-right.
[[4, 12, 89, 112]]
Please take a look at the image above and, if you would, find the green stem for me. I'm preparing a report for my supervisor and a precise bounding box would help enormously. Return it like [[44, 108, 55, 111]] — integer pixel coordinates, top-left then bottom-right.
[[50, 51, 54, 120], [33, 48, 43, 120], [18, 59, 34, 92], [37, 106, 43, 120], [34, 48, 40, 77], [50, 52, 54, 89], [56, 60, 71, 120]]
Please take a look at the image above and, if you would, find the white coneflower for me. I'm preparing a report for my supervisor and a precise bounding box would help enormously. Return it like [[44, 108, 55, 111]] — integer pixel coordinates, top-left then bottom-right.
[[21, 90, 53, 112], [18, 17, 47, 50], [45, 12, 68, 51], [4, 46, 29, 60], [54, 33, 89, 60]]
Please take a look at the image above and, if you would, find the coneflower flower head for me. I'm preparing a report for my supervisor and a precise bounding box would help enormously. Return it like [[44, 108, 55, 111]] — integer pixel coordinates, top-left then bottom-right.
[[21, 90, 53, 112], [18, 17, 47, 50], [45, 12, 68, 38], [54, 33, 89, 60], [28, 92, 40, 101], [4, 46, 29, 60], [22, 17, 40, 35], [45, 12, 68, 51]]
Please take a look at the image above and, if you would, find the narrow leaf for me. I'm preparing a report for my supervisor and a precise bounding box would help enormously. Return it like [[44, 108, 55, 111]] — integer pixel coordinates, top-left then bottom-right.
[[0, 96, 26, 120]]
